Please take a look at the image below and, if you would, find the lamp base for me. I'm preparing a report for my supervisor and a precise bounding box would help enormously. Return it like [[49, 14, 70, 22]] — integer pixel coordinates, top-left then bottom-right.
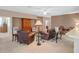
[[37, 43, 41, 46]]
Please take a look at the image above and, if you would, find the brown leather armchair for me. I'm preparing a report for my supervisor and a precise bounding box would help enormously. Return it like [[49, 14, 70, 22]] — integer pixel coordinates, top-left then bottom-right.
[[17, 31, 35, 45]]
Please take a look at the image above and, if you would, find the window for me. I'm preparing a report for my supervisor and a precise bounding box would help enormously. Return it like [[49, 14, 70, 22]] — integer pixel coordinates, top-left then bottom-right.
[[0, 17, 8, 33], [0, 17, 3, 26], [45, 20, 48, 26]]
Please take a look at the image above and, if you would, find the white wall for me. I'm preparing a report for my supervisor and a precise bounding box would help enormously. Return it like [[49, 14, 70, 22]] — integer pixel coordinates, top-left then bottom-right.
[[51, 16, 63, 28], [61, 15, 75, 27], [51, 14, 79, 29]]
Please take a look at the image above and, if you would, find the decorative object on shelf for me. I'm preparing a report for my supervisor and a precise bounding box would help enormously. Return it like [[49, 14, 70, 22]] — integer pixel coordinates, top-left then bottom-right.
[[35, 20, 43, 46]]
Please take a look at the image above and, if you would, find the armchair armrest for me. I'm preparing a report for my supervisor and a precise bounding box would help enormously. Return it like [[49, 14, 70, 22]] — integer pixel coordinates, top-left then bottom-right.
[[26, 32, 35, 45], [29, 33, 34, 36]]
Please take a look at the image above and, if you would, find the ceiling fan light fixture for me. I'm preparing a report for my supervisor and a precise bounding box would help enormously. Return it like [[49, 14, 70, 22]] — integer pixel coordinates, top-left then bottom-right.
[[43, 11, 47, 15]]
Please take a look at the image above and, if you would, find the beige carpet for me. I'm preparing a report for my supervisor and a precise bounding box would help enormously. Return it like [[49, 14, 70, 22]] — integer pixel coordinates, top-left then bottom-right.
[[0, 35, 74, 53]]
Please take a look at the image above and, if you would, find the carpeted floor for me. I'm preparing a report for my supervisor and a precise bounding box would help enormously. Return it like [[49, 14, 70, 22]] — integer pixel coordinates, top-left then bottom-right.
[[0, 35, 74, 53]]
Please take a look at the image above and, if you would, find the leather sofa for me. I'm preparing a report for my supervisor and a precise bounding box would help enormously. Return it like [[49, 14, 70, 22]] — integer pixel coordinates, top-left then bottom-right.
[[40, 29, 56, 40]]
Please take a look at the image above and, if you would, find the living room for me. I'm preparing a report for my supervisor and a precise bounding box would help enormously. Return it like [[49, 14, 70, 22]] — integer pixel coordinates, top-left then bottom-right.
[[0, 6, 79, 53]]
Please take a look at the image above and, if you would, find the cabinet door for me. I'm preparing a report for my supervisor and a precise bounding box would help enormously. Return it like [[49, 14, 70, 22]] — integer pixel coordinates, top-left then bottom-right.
[[22, 18, 32, 32]]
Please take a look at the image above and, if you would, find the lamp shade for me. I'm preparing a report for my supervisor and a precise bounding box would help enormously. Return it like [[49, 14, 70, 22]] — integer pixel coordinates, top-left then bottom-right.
[[35, 20, 42, 26]]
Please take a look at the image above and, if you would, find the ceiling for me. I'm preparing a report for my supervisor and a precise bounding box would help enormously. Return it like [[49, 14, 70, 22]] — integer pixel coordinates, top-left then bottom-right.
[[0, 6, 79, 17]]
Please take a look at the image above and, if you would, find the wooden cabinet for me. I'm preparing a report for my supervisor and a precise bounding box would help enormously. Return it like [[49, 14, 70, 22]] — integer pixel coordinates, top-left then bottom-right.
[[22, 18, 32, 32]]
